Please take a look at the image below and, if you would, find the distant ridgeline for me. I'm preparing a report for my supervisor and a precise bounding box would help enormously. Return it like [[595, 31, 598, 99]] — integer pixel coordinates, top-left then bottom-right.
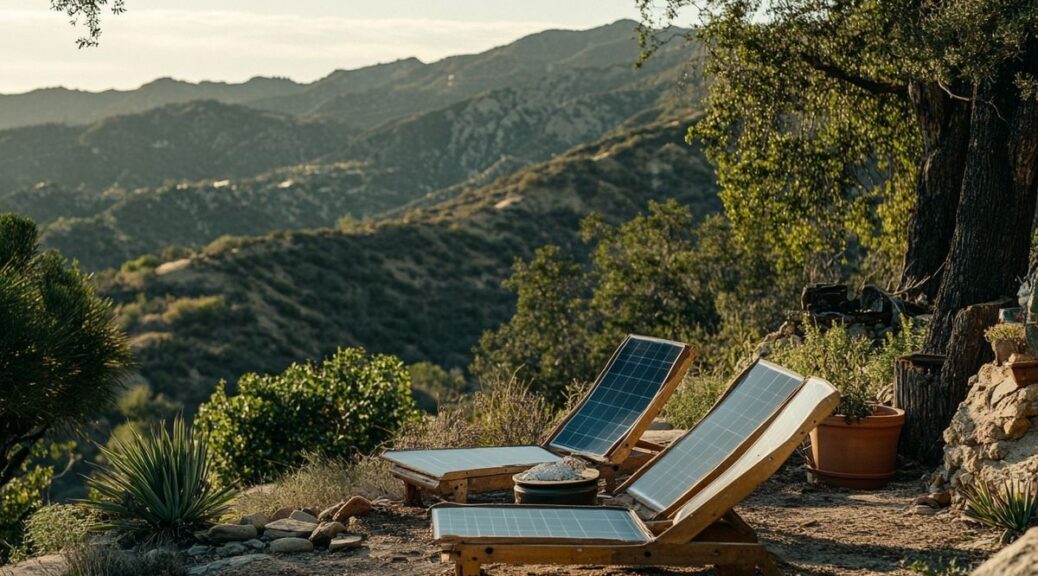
[[0, 20, 718, 414]]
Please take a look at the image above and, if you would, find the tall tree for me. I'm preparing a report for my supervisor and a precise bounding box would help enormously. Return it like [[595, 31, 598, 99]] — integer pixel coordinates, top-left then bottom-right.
[[639, 0, 1038, 458], [0, 213, 132, 501]]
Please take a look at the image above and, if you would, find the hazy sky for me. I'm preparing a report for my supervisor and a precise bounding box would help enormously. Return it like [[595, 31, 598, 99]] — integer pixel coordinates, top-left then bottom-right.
[[0, 1, 656, 94]]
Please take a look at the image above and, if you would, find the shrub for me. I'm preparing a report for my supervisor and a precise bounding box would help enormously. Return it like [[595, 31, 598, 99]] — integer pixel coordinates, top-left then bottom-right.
[[769, 317, 925, 420], [962, 478, 1037, 543], [86, 417, 234, 539], [662, 371, 728, 429], [64, 544, 185, 576], [161, 296, 227, 326], [395, 376, 561, 449], [233, 454, 400, 515], [21, 504, 98, 555], [985, 323, 1027, 348], [197, 347, 419, 483]]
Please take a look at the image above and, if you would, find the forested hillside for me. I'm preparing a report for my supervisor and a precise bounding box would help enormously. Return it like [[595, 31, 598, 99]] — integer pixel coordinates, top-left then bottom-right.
[[97, 121, 719, 410]]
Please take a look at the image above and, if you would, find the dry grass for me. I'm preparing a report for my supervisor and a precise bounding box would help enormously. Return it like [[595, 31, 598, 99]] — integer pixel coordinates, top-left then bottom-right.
[[63, 544, 184, 576], [232, 455, 401, 515]]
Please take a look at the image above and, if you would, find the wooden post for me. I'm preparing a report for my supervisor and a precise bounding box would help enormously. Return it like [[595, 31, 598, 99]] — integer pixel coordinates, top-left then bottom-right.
[[403, 482, 421, 506]]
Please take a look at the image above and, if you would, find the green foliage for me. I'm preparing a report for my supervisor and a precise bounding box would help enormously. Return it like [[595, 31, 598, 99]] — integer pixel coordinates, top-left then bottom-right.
[[408, 362, 467, 413], [903, 557, 971, 576], [662, 371, 728, 429], [64, 544, 185, 576], [962, 478, 1038, 543], [985, 323, 1027, 347], [160, 295, 228, 327], [21, 504, 97, 556], [196, 347, 419, 484], [85, 417, 234, 539], [104, 384, 181, 461], [770, 318, 924, 419], [473, 201, 790, 397]]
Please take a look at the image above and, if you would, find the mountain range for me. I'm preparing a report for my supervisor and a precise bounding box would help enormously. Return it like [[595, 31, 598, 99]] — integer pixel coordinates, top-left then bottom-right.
[[1, 20, 712, 411]]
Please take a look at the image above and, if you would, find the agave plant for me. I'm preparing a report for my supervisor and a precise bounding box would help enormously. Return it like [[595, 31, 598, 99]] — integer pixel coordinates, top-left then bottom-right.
[[85, 416, 235, 539], [962, 478, 1038, 543]]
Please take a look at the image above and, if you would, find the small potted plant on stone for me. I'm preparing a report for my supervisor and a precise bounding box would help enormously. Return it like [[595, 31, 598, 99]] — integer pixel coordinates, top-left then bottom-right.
[[985, 323, 1028, 366]]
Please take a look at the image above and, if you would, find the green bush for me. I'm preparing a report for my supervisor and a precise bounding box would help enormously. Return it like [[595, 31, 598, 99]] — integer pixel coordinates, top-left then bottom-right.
[[197, 347, 419, 483], [21, 504, 97, 555], [662, 371, 728, 429], [769, 317, 925, 419], [86, 417, 234, 539]]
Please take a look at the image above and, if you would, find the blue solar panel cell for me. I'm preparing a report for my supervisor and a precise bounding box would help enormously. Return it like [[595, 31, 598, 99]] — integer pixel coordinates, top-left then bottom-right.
[[626, 360, 804, 512], [432, 506, 650, 543], [548, 336, 684, 457]]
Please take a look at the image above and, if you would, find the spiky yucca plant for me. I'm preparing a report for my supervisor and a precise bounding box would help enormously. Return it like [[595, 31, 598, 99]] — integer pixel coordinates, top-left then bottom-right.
[[962, 478, 1038, 543], [86, 417, 234, 539]]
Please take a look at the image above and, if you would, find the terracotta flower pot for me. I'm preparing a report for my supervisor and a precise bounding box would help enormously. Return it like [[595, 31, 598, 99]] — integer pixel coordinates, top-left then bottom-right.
[[807, 405, 905, 489]]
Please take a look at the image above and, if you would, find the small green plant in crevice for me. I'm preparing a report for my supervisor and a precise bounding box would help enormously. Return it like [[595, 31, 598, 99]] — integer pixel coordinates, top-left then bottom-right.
[[984, 323, 1027, 348], [962, 478, 1038, 543], [85, 416, 234, 540], [902, 556, 971, 576]]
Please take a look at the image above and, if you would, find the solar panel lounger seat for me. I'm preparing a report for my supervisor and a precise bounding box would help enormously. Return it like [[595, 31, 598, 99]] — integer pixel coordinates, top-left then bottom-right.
[[382, 335, 695, 504], [431, 376, 840, 576]]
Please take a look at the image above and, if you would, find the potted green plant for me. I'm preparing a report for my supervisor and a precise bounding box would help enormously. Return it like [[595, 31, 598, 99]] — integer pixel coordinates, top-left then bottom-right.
[[770, 319, 918, 489], [984, 323, 1028, 366]]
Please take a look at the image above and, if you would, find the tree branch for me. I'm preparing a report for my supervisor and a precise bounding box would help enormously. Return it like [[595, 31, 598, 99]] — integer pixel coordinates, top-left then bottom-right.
[[0, 425, 50, 487], [802, 53, 908, 98]]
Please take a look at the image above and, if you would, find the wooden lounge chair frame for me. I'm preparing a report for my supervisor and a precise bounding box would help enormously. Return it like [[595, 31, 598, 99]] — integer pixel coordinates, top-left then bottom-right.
[[434, 377, 840, 576], [387, 335, 695, 504]]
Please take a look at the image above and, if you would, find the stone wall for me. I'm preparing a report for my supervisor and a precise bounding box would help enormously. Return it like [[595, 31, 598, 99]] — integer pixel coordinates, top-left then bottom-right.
[[938, 363, 1038, 498]]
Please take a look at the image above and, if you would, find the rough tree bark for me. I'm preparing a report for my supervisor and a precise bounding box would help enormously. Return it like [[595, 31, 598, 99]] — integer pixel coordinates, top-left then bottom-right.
[[897, 83, 970, 303]]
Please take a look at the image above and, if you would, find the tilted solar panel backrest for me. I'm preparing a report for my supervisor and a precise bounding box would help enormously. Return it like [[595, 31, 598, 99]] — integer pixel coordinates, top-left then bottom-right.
[[669, 378, 839, 535], [624, 360, 805, 514], [548, 335, 686, 459]]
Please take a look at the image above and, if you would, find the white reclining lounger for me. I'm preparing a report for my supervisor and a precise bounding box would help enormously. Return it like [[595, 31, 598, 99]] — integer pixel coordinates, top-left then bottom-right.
[[431, 375, 840, 575], [382, 335, 695, 504]]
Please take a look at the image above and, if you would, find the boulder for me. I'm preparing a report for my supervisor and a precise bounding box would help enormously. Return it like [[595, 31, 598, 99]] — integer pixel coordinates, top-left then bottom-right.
[[186, 544, 211, 557], [187, 553, 270, 575], [332, 496, 373, 523], [972, 527, 1038, 575], [289, 510, 319, 524], [243, 539, 265, 551], [328, 535, 363, 553], [206, 523, 257, 543], [318, 502, 345, 522], [263, 518, 318, 539], [240, 512, 269, 531], [271, 507, 294, 521], [308, 521, 346, 547], [269, 537, 314, 554], [216, 542, 246, 557]]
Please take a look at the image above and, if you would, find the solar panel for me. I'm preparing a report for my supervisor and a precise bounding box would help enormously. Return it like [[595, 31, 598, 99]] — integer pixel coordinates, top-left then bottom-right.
[[432, 506, 651, 543], [382, 446, 559, 479], [548, 336, 685, 457], [674, 378, 838, 525], [626, 360, 804, 512]]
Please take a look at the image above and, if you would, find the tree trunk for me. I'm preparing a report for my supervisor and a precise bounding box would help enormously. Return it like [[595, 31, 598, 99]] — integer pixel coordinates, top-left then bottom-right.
[[898, 82, 970, 303]]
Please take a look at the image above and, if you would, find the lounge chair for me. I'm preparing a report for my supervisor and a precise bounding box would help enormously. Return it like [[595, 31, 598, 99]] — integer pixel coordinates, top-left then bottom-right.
[[382, 335, 695, 504], [431, 368, 839, 575]]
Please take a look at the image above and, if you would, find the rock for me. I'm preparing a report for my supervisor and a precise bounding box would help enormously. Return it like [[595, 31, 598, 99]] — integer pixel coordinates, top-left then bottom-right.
[[328, 535, 363, 552], [269, 537, 314, 554], [263, 518, 319, 539], [302, 508, 318, 518], [216, 542, 247, 557], [318, 502, 345, 522], [186, 544, 211, 557], [206, 523, 257, 543], [930, 491, 952, 507], [244, 539, 265, 550], [309, 521, 347, 547], [972, 526, 1038, 575], [1004, 418, 1031, 440], [332, 496, 373, 523], [271, 507, 294, 521], [188, 553, 271, 575], [240, 512, 269, 531], [289, 509, 319, 524]]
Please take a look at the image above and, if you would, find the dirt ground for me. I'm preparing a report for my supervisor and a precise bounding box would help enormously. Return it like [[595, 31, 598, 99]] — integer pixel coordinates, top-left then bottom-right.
[[218, 460, 1000, 576]]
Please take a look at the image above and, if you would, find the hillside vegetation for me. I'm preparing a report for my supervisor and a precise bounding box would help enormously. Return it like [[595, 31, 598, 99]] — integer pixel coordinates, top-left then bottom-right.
[[98, 121, 718, 411]]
